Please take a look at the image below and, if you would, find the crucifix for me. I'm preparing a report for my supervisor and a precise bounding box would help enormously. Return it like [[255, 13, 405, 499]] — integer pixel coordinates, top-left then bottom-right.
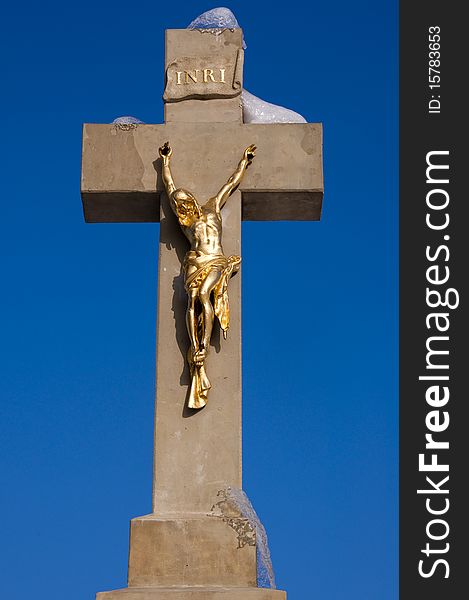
[[158, 139, 255, 410], [81, 27, 323, 600]]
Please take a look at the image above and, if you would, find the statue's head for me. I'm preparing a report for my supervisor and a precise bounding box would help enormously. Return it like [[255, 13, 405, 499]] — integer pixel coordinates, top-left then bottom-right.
[[173, 189, 201, 225]]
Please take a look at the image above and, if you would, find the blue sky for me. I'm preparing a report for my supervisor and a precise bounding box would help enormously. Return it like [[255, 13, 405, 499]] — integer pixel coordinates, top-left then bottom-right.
[[0, 1, 397, 599]]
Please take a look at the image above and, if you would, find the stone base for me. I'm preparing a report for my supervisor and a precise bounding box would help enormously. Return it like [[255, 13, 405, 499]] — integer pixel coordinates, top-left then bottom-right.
[[128, 514, 256, 588], [97, 587, 286, 600]]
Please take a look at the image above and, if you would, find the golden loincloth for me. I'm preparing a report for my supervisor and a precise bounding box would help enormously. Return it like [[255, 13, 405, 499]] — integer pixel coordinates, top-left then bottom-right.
[[183, 250, 241, 409]]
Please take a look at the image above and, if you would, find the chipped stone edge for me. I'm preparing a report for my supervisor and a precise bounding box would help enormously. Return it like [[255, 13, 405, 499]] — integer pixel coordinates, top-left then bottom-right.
[[209, 489, 256, 549], [191, 27, 238, 38], [113, 122, 140, 132]]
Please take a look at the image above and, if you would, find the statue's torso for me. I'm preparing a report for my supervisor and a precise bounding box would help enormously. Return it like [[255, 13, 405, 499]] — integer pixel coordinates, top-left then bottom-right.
[[183, 204, 224, 256]]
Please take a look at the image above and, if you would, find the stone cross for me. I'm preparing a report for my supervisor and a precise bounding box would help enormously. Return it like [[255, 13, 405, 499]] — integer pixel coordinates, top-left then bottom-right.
[[81, 28, 323, 600]]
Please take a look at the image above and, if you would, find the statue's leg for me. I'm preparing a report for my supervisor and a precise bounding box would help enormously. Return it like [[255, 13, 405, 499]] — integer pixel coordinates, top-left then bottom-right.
[[198, 269, 222, 353], [186, 288, 199, 358]]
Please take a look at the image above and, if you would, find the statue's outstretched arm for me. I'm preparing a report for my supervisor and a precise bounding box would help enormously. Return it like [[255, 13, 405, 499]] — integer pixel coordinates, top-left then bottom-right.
[[159, 142, 177, 212], [215, 144, 256, 210]]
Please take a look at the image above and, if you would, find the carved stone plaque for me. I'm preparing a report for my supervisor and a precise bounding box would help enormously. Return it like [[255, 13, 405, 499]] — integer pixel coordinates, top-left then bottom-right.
[[163, 50, 244, 102]]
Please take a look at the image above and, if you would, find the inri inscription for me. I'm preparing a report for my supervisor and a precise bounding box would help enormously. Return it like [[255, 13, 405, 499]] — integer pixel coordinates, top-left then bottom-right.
[[164, 51, 244, 102]]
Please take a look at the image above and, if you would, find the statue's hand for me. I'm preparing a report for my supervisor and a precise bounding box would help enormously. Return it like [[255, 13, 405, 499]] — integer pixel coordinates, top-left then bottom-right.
[[159, 141, 172, 160], [244, 144, 257, 166]]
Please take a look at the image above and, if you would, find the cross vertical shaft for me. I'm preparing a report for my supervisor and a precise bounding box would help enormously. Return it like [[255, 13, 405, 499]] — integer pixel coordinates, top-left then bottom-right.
[[153, 29, 245, 516]]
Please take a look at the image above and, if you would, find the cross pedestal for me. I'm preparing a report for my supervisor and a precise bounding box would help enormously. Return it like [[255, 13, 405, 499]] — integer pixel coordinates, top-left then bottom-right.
[[81, 28, 323, 599]]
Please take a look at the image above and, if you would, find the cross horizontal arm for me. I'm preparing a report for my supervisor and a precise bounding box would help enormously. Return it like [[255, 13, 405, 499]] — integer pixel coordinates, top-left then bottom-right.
[[81, 122, 323, 222]]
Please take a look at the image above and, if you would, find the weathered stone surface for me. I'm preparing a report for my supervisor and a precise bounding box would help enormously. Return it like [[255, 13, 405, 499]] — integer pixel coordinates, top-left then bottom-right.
[[165, 30, 243, 87], [97, 588, 286, 600], [164, 97, 242, 124], [128, 515, 256, 587], [81, 122, 323, 223]]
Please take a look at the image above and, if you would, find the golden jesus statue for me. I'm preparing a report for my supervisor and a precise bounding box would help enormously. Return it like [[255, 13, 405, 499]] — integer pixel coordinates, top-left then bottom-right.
[[158, 141, 256, 409]]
